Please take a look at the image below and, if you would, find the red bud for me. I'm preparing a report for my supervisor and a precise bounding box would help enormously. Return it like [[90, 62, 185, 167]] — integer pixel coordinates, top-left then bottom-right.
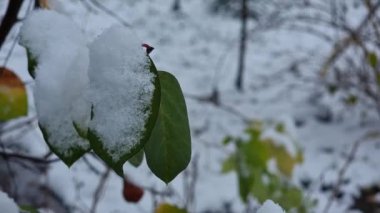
[[142, 43, 154, 55], [123, 178, 144, 203]]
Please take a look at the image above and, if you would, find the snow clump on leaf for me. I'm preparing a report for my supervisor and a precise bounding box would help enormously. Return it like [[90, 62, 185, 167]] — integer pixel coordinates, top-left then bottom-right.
[[88, 25, 155, 161], [20, 10, 90, 161], [257, 200, 285, 213]]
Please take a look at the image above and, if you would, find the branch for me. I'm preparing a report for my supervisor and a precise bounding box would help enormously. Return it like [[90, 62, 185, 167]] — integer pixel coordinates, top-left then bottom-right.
[[87, 0, 131, 27], [90, 167, 111, 213], [235, 0, 248, 91], [319, 1, 380, 77], [82, 155, 102, 176], [0, 0, 23, 51], [322, 130, 380, 213], [185, 92, 250, 123], [0, 116, 37, 135], [0, 150, 60, 164]]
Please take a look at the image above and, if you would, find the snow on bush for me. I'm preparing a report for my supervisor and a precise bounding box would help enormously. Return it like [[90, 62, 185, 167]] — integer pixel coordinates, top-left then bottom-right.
[[0, 191, 19, 213], [257, 200, 285, 213], [20, 10, 90, 156], [88, 25, 155, 161]]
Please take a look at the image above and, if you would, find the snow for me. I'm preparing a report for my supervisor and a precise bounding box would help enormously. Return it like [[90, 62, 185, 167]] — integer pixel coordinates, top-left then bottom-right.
[[2, 1, 380, 213], [257, 200, 285, 213], [88, 25, 155, 161], [0, 191, 19, 213], [19, 10, 90, 156]]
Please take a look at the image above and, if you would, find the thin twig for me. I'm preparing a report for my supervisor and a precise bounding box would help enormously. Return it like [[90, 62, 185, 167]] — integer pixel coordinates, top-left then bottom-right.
[[2, 33, 19, 68], [0, 143, 18, 201], [184, 153, 199, 212], [0, 150, 60, 164], [323, 130, 380, 213], [0, 0, 23, 51], [185, 93, 250, 123], [143, 185, 173, 197], [0, 0, 33, 70], [87, 0, 131, 27], [82, 155, 102, 176], [90, 167, 111, 213], [319, 1, 380, 76], [0, 116, 37, 134]]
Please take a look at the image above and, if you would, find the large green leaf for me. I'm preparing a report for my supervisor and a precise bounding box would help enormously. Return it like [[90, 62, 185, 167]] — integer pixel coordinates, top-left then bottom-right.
[[89, 58, 161, 177], [144, 71, 191, 183], [0, 67, 28, 121]]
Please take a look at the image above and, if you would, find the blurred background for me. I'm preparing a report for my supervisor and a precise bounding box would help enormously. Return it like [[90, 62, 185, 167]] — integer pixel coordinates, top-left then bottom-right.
[[1, 0, 380, 212]]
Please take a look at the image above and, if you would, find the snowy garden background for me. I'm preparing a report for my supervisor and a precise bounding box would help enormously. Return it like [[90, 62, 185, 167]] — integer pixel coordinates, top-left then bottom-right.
[[1, 0, 380, 212]]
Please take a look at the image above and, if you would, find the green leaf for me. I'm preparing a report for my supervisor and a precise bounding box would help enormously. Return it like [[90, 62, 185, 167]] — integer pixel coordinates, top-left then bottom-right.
[[73, 121, 87, 139], [251, 172, 272, 203], [89, 58, 161, 177], [344, 94, 358, 106], [19, 205, 40, 213], [155, 203, 187, 213], [275, 123, 285, 133], [40, 124, 89, 167], [222, 136, 234, 145], [145, 71, 191, 183], [327, 84, 338, 94], [238, 172, 254, 202], [368, 52, 378, 68], [275, 186, 303, 210], [129, 149, 144, 167], [221, 154, 236, 173], [236, 151, 254, 202], [0, 67, 28, 121], [242, 138, 269, 170], [26, 48, 37, 79], [265, 140, 294, 177]]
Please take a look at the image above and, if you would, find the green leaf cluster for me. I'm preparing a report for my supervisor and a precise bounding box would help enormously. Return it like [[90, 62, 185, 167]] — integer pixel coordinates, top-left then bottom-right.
[[26, 51, 191, 183], [221, 121, 308, 212]]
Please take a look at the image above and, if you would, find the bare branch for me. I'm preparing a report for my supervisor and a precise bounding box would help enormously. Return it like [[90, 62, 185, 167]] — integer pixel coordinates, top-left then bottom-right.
[[0, 0, 23, 51], [323, 130, 380, 213], [90, 167, 111, 213], [0, 150, 60, 164], [319, 1, 380, 77], [87, 0, 131, 28]]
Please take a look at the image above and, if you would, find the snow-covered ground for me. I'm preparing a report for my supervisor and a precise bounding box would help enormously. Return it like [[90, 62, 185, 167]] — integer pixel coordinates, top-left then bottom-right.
[[1, 0, 380, 212]]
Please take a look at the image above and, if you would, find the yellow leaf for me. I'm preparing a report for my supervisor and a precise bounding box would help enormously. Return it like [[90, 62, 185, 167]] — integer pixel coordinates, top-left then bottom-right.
[[0, 67, 28, 121], [155, 203, 187, 213], [38, 0, 50, 9], [265, 140, 300, 177]]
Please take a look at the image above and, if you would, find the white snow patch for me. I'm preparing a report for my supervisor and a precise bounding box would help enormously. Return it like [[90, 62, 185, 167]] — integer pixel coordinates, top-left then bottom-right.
[[0, 191, 19, 213], [88, 25, 155, 161], [257, 200, 285, 213], [20, 10, 90, 155]]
